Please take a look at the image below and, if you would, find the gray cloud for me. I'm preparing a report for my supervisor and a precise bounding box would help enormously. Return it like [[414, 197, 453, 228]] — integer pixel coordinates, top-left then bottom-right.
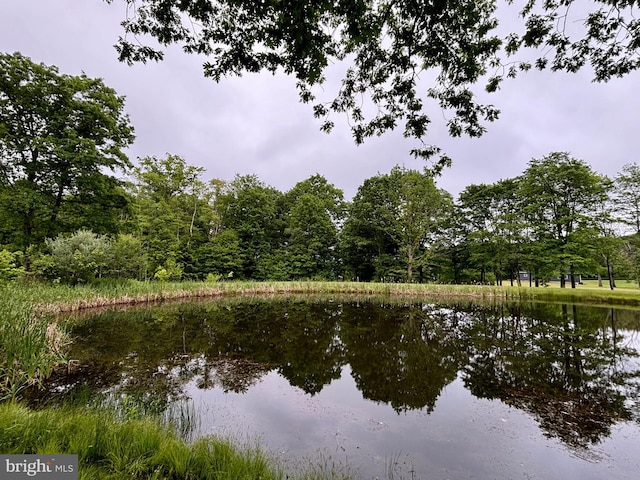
[[1, 0, 638, 201]]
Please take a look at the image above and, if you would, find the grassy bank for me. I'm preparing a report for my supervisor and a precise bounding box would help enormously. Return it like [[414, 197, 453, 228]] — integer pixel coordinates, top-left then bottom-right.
[[17, 279, 640, 315], [30, 280, 516, 313], [0, 402, 290, 480]]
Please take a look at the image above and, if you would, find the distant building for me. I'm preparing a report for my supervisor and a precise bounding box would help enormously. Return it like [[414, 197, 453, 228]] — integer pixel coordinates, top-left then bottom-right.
[[518, 271, 582, 285], [518, 271, 532, 282]]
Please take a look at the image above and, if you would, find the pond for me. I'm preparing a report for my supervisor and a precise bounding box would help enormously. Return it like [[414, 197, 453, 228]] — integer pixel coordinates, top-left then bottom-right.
[[34, 296, 640, 479]]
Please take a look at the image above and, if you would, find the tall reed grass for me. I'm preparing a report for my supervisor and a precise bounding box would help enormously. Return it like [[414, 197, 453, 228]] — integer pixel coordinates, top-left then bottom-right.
[[27, 279, 640, 314], [0, 284, 67, 400]]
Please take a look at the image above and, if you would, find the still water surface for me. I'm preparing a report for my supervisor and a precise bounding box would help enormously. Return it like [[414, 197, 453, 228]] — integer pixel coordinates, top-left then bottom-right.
[[40, 297, 640, 479]]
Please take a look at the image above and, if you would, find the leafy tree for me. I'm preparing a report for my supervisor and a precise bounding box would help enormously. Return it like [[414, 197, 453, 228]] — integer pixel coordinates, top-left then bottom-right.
[[43, 229, 111, 284], [130, 154, 215, 278], [341, 166, 447, 282], [588, 193, 628, 289], [594, 233, 625, 289], [457, 183, 501, 284], [623, 235, 640, 287], [107, 0, 639, 169], [286, 193, 337, 279], [218, 175, 286, 279], [613, 163, 640, 234], [0, 52, 134, 250], [428, 204, 472, 284], [153, 257, 183, 281], [0, 249, 24, 282], [283, 175, 345, 279], [519, 152, 610, 288], [457, 178, 526, 285], [389, 167, 446, 282], [492, 178, 528, 285], [341, 173, 400, 281], [284, 174, 346, 224], [193, 229, 243, 278], [108, 234, 148, 280]]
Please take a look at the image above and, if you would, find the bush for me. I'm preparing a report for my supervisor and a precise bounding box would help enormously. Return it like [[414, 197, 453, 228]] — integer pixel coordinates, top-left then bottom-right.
[[108, 234, 148, 280], [0, 249, 25, 281], [205, 273, 222, 283], [44, 229, 111, 284], [153, 258, 183, 282]]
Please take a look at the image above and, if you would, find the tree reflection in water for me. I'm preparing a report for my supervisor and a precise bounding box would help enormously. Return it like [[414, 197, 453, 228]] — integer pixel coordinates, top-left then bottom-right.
[[461, 303, 639, 448], [32, 296, 640, 449]]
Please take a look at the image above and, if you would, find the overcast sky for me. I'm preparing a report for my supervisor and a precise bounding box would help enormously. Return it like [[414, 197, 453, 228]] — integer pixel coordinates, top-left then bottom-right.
[[1, 0, 638, 200]]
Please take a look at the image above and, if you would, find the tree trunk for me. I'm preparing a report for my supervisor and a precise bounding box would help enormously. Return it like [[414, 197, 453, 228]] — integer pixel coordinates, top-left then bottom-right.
[[570, 264, 576, 289], [50, 180, 65, 225], [187, 196, 197, 248], [24, 208, 35, 247], [606, 256, 615, 290], [406, 245, 414, 282], [597, 273, 603, 287]]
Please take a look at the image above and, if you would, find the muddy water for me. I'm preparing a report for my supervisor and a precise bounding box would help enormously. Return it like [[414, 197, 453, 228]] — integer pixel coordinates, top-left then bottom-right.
[[36, 298, 640, 479]]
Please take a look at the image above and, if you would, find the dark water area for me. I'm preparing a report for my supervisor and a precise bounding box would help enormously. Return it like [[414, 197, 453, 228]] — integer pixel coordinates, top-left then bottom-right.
[[33, 297, 640, 479]]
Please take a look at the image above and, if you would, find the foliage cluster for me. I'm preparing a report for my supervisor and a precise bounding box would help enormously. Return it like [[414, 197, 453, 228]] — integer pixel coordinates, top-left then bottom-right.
[[6, 151, 640, 289], [2, 52, 640, 289], [0, 249, 24, 281], [0, 52, 133, 250]]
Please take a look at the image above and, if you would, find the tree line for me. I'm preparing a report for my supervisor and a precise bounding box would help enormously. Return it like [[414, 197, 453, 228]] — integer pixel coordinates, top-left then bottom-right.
[[1, 52, 639, 287]]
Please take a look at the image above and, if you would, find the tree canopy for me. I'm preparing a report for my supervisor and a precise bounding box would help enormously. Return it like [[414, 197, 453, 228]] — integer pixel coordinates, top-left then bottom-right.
[[519, 152, 611, 287], [0, 52, 134, 249], [107, 0, 639, 170], [4, 46, 640, 287], [341, 166, 449, 282]]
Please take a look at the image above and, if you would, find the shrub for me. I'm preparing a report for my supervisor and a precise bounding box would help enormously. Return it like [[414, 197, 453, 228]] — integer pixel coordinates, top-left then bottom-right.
[[44, 229, 111, 284], [0, 249, 25, 281]]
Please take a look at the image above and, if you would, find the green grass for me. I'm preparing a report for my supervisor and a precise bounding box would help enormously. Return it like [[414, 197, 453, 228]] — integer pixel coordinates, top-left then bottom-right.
[[0, 402, 291, 480], [579, 279, 639, 289], [521, 278, 640, 290], [0, 285, 67, 400], [507, 278, 640, 306], [20, 278, 640, 313], [0, 400, 354, 479]]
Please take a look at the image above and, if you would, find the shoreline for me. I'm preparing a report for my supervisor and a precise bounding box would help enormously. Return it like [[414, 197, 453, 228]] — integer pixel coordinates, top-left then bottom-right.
[[30, 280, 640, 315]]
